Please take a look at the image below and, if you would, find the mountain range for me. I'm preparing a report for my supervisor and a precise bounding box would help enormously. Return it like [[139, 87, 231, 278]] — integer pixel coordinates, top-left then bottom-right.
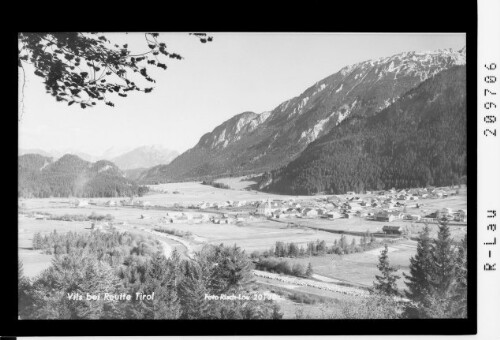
[[19, 145, 179, 171], [262, 65, 466, 194], [139, 47, 466, 186], [18, 154, 149, 198], [111, 145, 179, 170]]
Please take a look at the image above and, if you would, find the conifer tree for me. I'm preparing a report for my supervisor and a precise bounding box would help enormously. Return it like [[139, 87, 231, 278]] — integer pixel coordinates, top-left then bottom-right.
[[451, 234, 467, 318], [305, 262, 314, 277], [403, 224, 433, 317], [18, 259, 35, 319], [179, 260, 211, 319], [373, 244, 400, 296], [430, 219, 457, 297], [414, 219, 459, 318], [136, 253, 182, 319], [200, 244, 254, 295]]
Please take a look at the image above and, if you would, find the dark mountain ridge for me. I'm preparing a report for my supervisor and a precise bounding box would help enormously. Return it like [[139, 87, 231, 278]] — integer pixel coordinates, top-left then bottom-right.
[[262, 65, 467, 195], [18, 154, 148, 198]]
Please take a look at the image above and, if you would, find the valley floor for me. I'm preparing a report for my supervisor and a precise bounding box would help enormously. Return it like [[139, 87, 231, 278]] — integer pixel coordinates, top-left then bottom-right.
[[18, 178, 467, 319]]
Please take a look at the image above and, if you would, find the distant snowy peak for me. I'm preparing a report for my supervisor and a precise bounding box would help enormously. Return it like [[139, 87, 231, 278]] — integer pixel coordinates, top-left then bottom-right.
[[111, 145, 179, 170], [272, 47, 467, 143], [197, 47, 466, 153], [341, 47, 466, 82]]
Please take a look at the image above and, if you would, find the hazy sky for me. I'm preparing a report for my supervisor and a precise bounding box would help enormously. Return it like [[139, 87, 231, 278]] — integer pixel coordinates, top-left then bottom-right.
[[18, 33, 465, 155]]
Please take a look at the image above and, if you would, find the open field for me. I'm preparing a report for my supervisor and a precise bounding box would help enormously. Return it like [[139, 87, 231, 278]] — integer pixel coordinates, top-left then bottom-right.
[[18, 216, 92, 278], [144, 181, 315, 206], [213, 176, 259, 191], [147, 220, 363, 253], [289, 216, 466, 241], [277, 239, 417, 289]]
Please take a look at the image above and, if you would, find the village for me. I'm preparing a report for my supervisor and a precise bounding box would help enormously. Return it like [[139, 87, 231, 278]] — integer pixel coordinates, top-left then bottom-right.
[[67, 184, 467, 238]]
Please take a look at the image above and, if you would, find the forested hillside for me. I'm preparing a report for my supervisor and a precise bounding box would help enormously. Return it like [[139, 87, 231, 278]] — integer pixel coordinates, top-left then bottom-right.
[[263, 66, 466, 195], [18, 154, 149, 198]]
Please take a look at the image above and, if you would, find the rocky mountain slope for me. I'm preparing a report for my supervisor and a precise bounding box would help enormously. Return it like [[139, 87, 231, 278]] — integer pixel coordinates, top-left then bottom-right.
[[140, 47, 466, 184], [262, 65, 467, 195]]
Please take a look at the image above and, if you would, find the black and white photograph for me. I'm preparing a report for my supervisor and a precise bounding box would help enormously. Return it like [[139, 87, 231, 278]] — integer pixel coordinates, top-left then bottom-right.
[[17, 31, 470, 326]]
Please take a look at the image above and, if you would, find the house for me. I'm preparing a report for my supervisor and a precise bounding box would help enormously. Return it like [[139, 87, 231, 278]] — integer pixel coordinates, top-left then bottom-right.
[[217, 201, 228, 208], [199, 202, 211, 209], [382, 225, 402, 235], [91, 222, 103, 230], [356, 210, 368, 217], [105, 200, 116, 207], [348, 202, 364, 211], [441, 207, 453, 215], [403, 214, 421, 221], [303, 208, 318, 217], [384, 203, 395, 209], [411, 214, 422, 221], [456, 209, 467, 222], [75, 199, 89, 207], [256, 202, 273, 216], [91, 222, 111, 230], [375, 210, 396, 222], [324, 211, 342, 219], [235, 200, 247, 207], [324, 203, 336, 210], [316, 208, 326, 216]]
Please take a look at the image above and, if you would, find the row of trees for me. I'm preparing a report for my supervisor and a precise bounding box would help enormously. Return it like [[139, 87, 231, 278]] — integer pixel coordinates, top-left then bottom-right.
[[200, 180, 230, 189], [153, 227, 193, 238], [258, 232, 384, 259], [32, 229, 160, 261], [372, 220, 467, 318], [255, 257, 314, 278]]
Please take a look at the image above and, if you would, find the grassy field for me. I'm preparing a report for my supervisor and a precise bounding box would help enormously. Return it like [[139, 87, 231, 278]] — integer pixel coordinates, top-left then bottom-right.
[[275, 239, 417, 290], [18, 216, 92, 278], [148, 220, 362, 253]]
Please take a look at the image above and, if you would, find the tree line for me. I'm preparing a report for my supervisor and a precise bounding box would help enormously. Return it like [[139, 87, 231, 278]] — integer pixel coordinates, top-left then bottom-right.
[[200, 180, 230, 190], [19, 230, 283, 320], [18, 154, 149, 198], [252, 232, 388, 259]]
